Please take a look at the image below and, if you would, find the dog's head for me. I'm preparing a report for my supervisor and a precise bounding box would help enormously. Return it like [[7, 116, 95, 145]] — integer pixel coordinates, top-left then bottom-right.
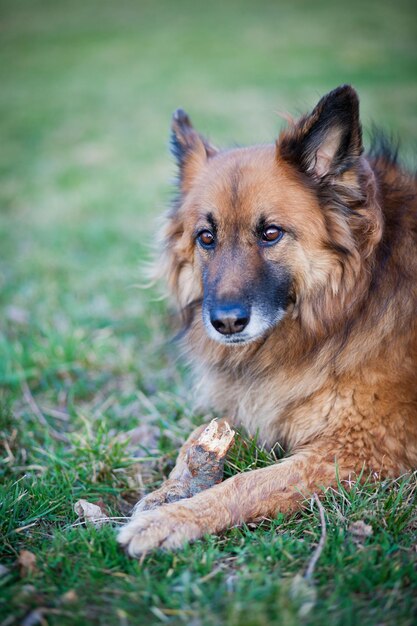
[[163, 86, 382, 345]]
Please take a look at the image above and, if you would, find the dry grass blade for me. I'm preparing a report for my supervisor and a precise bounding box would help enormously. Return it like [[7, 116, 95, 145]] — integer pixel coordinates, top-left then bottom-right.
[[304, 493, 327, 581], [21, 380, 68, 443]]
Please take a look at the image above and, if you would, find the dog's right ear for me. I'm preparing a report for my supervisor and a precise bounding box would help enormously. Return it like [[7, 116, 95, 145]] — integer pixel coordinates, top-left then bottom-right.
[[170, 109, 217, 193]]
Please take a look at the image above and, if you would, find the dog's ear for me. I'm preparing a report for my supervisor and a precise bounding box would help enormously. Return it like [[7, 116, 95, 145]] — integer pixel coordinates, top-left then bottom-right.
[[277, 85, 363, 180], [170, 109, 217, 192]]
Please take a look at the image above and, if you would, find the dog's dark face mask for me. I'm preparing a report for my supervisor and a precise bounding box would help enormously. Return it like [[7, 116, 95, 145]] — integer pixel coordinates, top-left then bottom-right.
[[196, 215, 293, 345]]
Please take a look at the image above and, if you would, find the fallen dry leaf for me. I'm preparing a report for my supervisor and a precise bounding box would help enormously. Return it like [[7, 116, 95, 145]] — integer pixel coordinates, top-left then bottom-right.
[[61, 589, 78, 604], [348, 520, 373, 541], [0, 564, 10, 578], [74, 499, 109, 527], [18, 550, 37, 577]]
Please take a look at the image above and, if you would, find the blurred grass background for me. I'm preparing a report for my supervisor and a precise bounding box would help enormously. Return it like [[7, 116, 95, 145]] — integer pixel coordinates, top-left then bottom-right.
[[1, 0, 416, 391], [0, 1, 416, 625]]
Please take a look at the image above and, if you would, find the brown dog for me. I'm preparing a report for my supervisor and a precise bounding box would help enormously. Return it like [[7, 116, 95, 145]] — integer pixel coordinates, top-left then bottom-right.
[[118, 85, 417, 556]]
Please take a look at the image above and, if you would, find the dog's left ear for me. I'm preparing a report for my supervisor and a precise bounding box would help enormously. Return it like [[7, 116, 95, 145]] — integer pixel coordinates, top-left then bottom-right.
[[277, 85, 363, 180], [170, 109, 218, 192]]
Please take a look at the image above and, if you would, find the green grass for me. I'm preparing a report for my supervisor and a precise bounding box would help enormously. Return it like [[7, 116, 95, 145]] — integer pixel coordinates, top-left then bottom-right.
[[1, 0, 417, 624]]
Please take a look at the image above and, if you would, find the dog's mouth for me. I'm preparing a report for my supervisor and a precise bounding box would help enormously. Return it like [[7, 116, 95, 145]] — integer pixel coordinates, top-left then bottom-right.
[[212, 334, 257, 345]]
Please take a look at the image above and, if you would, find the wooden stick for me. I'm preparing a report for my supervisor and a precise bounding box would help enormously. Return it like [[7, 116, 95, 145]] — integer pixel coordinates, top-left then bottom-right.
[[185, 419, 235, 495]]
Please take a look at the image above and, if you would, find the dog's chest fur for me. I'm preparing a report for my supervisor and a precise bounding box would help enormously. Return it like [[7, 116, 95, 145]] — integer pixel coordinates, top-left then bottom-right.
[[193, 357, 333, 448], [193, 352, 417, 474]]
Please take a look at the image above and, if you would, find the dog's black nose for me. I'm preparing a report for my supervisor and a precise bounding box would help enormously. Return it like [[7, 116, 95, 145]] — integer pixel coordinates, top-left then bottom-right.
[[210, 303, 250, 335]]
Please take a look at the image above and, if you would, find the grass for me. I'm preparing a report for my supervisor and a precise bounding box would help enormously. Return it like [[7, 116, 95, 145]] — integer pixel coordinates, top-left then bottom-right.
[[1, 0, 417, 624]]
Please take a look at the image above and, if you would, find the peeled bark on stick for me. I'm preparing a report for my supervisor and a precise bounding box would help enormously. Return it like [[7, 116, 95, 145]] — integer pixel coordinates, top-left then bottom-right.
[[185, 418, 235, 495]]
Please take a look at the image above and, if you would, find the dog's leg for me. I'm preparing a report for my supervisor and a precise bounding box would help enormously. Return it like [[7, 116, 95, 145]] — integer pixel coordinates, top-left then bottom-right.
[[133, 419, 231, 512], [118, 442, 349, 557]]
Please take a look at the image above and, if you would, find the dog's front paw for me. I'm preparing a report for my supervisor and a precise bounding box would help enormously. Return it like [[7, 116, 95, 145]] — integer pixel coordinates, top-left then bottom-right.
[[133, 479, 191, 513], [118, 503, 204, 557]]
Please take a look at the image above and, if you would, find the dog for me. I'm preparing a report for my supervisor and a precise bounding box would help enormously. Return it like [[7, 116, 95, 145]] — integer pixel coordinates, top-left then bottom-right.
[[118, 85, 417, 557]]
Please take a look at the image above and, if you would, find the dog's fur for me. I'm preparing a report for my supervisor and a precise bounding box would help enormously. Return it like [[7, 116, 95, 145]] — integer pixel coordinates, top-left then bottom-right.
[[119, 85, 417, 556]]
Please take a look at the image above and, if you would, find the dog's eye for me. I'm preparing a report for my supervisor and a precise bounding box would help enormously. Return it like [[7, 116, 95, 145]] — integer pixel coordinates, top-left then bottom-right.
[[197, 229, 215, 249], [261, 226, 284, 245]]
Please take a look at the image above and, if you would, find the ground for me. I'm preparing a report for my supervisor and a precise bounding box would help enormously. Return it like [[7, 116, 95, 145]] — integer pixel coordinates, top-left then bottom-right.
[[1, 0, 417, 624]]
